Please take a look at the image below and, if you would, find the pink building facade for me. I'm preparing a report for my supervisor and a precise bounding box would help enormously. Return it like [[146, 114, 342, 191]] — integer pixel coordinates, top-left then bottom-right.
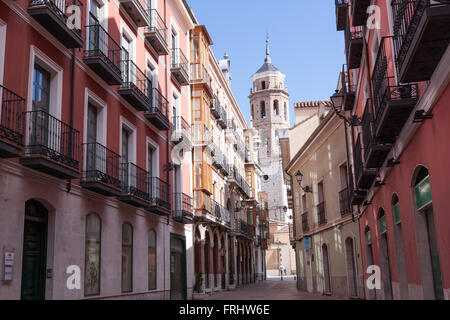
[[335, 0, 450, 300], [0, 0, 195, 299]]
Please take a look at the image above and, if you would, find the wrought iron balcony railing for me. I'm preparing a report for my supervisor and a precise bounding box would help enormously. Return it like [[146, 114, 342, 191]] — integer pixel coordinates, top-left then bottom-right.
[[145, 87, 169, 130], [354, 134, 377, 189], [317, 202, 327, 226], [28, 0, 83, 48], [335, 0, 350, 31], [236, 219, 253, 238], [0, 85, 25, 157], [174, 193, 193, 223], [84, 20, 122, 85], [145, 9, 169, 55], [119, 58, 152, 111], [149, 177, 171, 211], [339, 187, 352, 216], [81, 143, 121, 195], [391, 0, 450, 82], [171, 48, 189, 85], [171, 115, 191, 145], [22, 110, 80, 178], [119, 162, 150, 205], [345, 14, 364, 69]]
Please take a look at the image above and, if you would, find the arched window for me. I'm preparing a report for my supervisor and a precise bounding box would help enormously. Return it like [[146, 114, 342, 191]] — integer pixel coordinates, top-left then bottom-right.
[[391, 194, 409, 299], [412, 166, 443, 300], [85, 213, 101, 296], [377, 208, 393, 300], [122, 223, 133, 293], [284, 102, 288, 119], [273, 100, 279, 116], [148, 229, 157, 290], [260, 101, 266, 119], [261, 81, 266, 90], [251, 104, 254, 119]]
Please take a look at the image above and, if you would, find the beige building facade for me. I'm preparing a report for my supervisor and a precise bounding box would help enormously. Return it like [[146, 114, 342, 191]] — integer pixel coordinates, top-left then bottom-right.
[[283, 107, 365, 299]]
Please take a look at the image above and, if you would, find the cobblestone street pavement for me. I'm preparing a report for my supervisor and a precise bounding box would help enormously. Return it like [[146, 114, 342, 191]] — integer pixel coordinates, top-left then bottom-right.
[[202, 279, 340, 300]]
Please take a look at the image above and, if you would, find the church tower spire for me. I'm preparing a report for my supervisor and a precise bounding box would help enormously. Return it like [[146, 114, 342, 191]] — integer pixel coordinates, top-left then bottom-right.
[[265, 34, 271, 64]]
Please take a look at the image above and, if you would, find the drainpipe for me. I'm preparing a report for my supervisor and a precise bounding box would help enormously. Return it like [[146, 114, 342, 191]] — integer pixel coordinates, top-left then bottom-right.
[[163, 0, 168, 299], [67, 48, 76, 193]]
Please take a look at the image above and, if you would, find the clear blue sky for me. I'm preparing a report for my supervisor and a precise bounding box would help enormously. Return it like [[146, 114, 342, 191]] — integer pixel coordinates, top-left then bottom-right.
[[187, 0, 346, 126]]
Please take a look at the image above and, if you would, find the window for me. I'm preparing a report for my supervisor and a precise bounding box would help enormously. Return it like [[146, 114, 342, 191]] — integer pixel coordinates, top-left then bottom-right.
[[32, 64, 51, 113], [261, 81, 266, 90], [284, 102, 287, 120], [148, 230, 157, 290], [148, 145, 154, 176], [122, 223, 133, 293], [302, 194, 307, 213], [122, 128, 129, 164], [260, 101, 266, 119], [85, 213, 101, 296], [273, 100, 279, 116], [0, 19, 6, 85]]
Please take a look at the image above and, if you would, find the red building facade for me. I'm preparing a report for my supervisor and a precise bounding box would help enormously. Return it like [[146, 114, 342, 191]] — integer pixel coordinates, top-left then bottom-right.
[[0, 0, 195, 299], [336, 0, 450, 299]]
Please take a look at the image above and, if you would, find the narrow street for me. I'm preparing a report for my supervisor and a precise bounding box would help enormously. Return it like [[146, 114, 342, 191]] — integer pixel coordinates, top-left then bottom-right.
[[202, 279, 338, 300]]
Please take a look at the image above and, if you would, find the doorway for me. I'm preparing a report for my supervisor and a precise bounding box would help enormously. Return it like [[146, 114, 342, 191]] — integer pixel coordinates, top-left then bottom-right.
[[345, 237, 358, 297], [21, 200, 48, 300], [170, 234, 187, 300], [322, 244, 331, 294]]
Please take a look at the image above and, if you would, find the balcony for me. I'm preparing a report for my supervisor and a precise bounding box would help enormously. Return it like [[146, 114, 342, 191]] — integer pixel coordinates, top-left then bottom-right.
[[354, 135, 376, 190], [80, 143, 122, 196], [171, 116, 191, 147], [228, 165, 251, 199], [20, 110, 80, 179], [210, 200, 231, 228], [191, 64, 213, 96], [374, 78, 419, 143], [349, 165, 367, 205], [372, 37, 419, 143], [345, 17, 363, 69], [235, 219, 253, 239], [225, 119, 237, 144], [84, 23, 122, 85], [147, 177, 171, 216], [392, 0, 450, 83], [210, 97, 228, 129], [317, 202, 327, 226], [118, 163, 150, 208], [171, 48, 190, 86], [351, 0, 371, 26], [118, 59, 151, 112], [302, 212, 310, 233], [173, 193, 194, 224], [289, 223, 295, 245], [119, 0, 149, 27], [0, 85, 25, 158], [362, 100, 392, 168], [339, 187, 352, 216], [27, 0, 83, 48], [335, 0, 349, 31], [340, 67, 357, 111], [220, 156, 230, 177], [210, 142, 224, 170], [144, 9, 169, 56], [144, 88, 169, 130]]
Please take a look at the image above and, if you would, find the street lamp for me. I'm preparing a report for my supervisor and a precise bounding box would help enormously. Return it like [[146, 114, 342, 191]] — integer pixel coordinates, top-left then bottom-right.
[[330, 89, 362, 127], [295, 171, 312, 193]]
